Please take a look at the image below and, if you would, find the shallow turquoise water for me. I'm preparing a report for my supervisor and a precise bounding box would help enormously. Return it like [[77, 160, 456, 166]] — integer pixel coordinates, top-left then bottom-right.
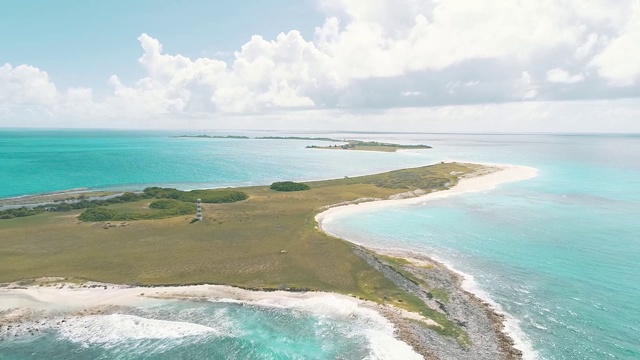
[[1, 130, 638, 359], [324, 134, 640, 359], [0, 129, 433, 198]]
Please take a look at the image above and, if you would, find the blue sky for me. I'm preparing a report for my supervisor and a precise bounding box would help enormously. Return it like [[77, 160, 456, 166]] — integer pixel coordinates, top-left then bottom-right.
[[1, 0, 639, 132], [0, 0, 321, 91]]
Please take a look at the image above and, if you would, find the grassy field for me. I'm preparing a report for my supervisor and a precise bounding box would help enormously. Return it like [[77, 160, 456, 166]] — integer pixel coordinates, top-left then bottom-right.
[[0, 162, 477, 338]]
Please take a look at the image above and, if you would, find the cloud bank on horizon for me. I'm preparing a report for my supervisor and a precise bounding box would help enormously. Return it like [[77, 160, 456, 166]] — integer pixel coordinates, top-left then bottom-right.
[[1, 0, 640, 131]]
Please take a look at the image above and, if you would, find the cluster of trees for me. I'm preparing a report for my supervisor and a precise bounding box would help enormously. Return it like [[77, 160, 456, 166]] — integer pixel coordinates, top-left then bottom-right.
[[349, 141, 432, 149], [143, 187, 248, 203], [0, 192, 147, 220], [0, 207, 43, 219], [1, 187, 248, 221], [269, 181, 310, 192], [78, 187, 249, 222], [78, 199, 195, 222]]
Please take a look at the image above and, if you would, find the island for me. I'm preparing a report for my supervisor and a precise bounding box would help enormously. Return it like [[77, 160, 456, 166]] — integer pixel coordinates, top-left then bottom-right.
[[173, 135, 433, 153], [255, 136, 341, 141], [173, 135, 250, 139], [307, 140, 432, 152], [0, 162, 528, 359]]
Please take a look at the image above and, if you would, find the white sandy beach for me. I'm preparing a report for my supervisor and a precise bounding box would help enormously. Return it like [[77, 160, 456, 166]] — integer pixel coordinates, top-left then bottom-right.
[[0, 282, 436, 330], [316, 161, 538, 235], [0, 283, 359, 312], [0, 283, 424, 360]]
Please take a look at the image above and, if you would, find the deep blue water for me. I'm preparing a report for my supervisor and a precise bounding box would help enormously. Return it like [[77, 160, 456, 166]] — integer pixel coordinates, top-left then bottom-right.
[[1, 130, 638, 359]]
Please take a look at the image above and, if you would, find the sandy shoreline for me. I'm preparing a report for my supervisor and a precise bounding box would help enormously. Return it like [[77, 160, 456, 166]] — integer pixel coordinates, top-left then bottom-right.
[[0, 161, 539, 359], [316, 161, 538, 230], [315, 161, 539, 359], [0, 282, 424, 359]]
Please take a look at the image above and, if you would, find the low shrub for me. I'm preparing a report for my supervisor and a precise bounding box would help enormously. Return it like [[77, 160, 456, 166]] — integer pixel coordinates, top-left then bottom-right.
[[78, 200, 195, 222], [143, 187, 247, 203], [269, 181, 310, 192], [148, 199, 176, 209], [78, 208, 118, 222]]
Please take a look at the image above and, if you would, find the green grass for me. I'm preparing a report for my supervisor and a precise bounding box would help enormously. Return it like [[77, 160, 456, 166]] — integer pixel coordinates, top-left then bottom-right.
[[374, 254, 465, 343], [430, 287, 450, 303], [143, 187, 248, 203], [78, 200, 195, 222], [0, 162, 476, 341]]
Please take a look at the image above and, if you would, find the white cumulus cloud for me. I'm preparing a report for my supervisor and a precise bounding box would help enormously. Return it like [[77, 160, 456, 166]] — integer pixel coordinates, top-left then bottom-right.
[[546, 68, 585, 83], [590, 2, 640, 86], [1, 0, 640, 129]]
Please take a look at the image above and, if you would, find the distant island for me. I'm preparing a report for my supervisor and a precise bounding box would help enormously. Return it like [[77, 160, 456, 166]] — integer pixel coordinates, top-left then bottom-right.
[[307, 140, 432, 152], [173, 135, 250, 139], [174, 135, 433, 152], [255, 136, 341, 141], [174, 135, 340, 141]]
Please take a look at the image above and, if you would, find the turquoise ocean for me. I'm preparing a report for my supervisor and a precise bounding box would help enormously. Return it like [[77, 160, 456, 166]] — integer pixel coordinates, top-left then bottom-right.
[[0, 130, 638, 359]]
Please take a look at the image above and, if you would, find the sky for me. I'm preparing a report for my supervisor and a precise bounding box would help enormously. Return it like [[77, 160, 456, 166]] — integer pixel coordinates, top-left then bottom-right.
[[1, 0, 640, 132]]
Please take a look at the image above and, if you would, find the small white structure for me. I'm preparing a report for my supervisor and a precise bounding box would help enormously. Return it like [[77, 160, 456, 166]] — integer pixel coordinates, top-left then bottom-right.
[[196, 198, 202, 221]]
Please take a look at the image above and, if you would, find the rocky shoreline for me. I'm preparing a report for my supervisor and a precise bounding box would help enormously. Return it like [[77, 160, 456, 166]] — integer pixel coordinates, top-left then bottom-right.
[[354, 247, 523, 360]]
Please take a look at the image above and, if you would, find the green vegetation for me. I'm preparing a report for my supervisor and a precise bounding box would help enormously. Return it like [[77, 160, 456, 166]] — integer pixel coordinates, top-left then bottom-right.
[[0, 207, 42, 219], [77, 208, 118, 222], [0, 162, 477, 340], [377, 254, 450, 304], [308, 140, 432, 152], [143, 187, 248, 203], [175, 135, 250, 139], [148, 199, 178, 209], [173, 135, 432, 153], [430, 287, 450, 304], [269, 181, 311, 192], [74, 188, 248, 222], [0, 192, 147, 220], [78, 200, 195, 222], [373, 254, 463, 342], [0, 188, 247, 221], [313, 165, 454, 190]]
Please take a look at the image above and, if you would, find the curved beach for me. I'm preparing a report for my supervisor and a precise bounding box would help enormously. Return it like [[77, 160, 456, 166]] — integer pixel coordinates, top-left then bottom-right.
[[316, 161, 538, 228], [316, 161, 539, 359]]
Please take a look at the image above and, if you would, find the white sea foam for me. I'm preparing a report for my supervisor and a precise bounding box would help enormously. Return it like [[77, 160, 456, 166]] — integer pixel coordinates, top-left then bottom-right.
[[433, 257, 540, 360], [212, 294, 424, 360], [220, 293, 371, 320], [57, 314, 220, 347], [364, 330, 424, 360], [1, 284, 423, 358]]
